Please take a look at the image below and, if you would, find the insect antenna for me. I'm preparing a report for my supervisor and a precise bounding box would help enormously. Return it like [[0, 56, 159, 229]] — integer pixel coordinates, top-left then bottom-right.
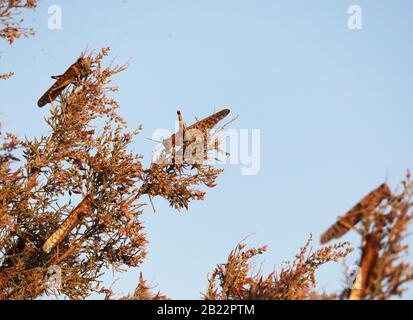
[[146, 137, 162, 143], [148, 195, 156, 213]]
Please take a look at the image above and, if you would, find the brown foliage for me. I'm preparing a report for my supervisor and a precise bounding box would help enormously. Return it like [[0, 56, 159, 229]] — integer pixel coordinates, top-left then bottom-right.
[[205, 177, 413, 301], [0, 0, 38, 79], [1, 1, 413, 301], [348, 175, 413, 300], [120, 273, 169, 301], [0, 48, 227, 299], [204, 237, 352, 300], [319, 178, 413, 300], [0, 0, 36, 43]]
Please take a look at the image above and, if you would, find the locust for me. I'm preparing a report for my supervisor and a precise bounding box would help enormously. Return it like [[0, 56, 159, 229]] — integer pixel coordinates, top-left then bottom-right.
[[37, 56, 90, 108], [162, 108, 231, 151], [42, 195, 94, 253], [320, 183, 391, 244]]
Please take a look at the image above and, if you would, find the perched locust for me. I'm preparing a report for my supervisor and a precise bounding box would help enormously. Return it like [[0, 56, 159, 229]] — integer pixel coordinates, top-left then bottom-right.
[[162, 109, 230, 151], [37, 56, 90, 108], [42, 195, 94, 253], [320, 183, 391, 244]]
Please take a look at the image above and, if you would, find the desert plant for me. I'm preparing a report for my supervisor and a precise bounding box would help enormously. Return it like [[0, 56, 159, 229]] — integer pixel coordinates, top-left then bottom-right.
[[204, 237, 352, 300], [0, 48, 229, 299], [0, 0, 38, 79]]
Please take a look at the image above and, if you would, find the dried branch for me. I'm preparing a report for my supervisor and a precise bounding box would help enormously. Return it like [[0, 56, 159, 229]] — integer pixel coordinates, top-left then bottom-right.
[[0, 0, 38, 79], [1, 48, 228, 299], [204, 237, 352, 300]]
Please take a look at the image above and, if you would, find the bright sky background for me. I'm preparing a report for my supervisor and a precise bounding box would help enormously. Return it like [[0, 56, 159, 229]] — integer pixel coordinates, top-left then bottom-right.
[[1, 0, 412, 299]]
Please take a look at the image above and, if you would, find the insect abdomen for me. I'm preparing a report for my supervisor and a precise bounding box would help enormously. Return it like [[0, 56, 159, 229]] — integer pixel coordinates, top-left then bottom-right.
[[42, 196, 94, 253]]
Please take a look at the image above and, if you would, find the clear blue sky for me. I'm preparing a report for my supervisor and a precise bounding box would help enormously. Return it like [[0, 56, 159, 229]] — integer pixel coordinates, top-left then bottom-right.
[[1, 0, 412, 299]]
